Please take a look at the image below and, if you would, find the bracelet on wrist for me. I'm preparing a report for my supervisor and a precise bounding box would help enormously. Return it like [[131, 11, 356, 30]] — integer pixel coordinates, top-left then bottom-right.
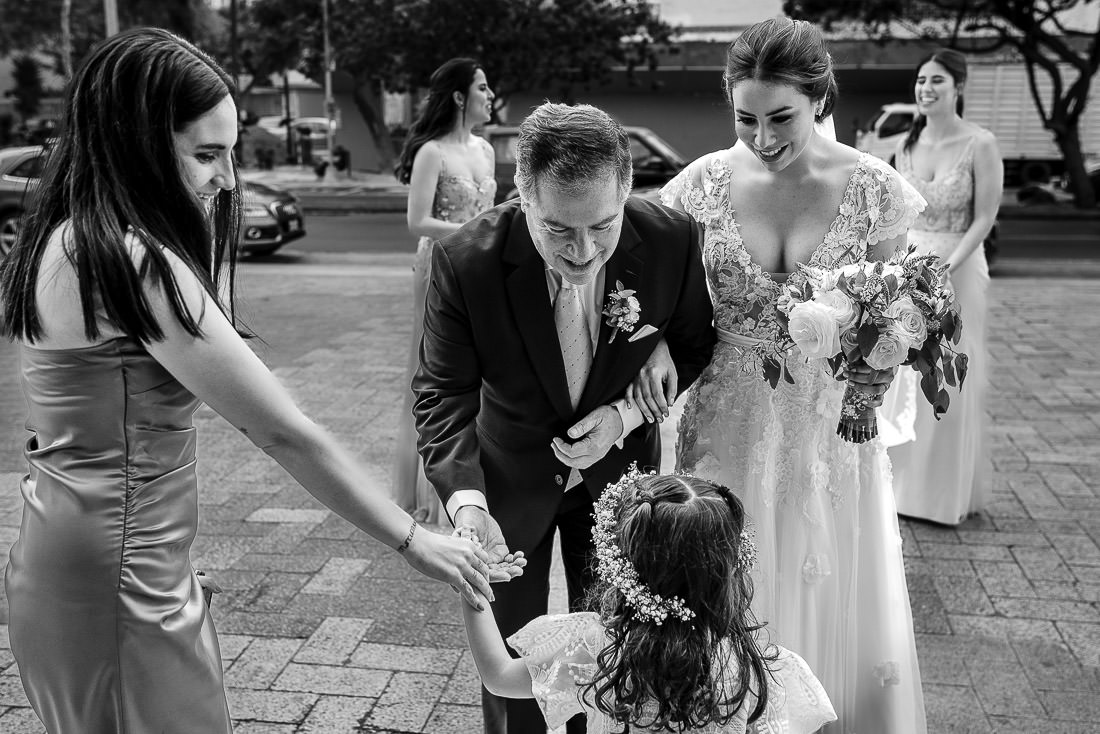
[[396, 519, 418, 554]]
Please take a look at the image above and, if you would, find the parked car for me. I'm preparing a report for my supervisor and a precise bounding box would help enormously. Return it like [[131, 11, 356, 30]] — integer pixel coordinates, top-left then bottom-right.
[[0, 145, 305, 258], [482, 124, 687, 203], [255, 115, 336, 165]]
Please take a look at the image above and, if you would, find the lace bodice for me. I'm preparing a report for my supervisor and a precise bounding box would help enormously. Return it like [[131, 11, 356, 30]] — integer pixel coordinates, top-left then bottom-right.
[[431, 141, 497, 224], [660, 151, 925, 355], [507, 612, 836, 734], [896, 138, 975, 234]]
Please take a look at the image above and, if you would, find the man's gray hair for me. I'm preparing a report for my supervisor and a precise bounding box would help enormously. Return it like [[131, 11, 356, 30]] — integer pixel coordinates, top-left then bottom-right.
[[514, 102, 632, 202]]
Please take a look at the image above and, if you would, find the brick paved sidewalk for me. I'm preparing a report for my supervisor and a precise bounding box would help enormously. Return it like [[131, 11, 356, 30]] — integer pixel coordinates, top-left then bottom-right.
[[0, 254, 1097, 733]]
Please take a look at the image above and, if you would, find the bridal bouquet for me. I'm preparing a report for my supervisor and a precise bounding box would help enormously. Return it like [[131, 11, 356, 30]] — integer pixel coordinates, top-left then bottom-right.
[[767, 244, 967, 443]]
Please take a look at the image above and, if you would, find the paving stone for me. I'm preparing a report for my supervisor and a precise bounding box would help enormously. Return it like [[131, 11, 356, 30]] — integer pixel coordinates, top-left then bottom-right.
[[300, 557, 372, 595], [948, 615, 1059, 644], [1039, 690, 1100, 721], [1011, 547, 1076, 582], [921, 683, 992, 733], [921, 542, 1013, 562], [0, 707, 45, 734], [295, 616, 375, 665], [1049, 534, 1100, 566], [987, 717, 1098, 733], [992, 598, 1100, 623], [225, 637, 304, 689], [969, 664, 1045, 717], [226, 689, 317, 724], [219, 633, 255, 662], [934, 575, 995, 615], [297, 694, 372, 732], [913, 635, 972, 686], [350, 642, 461, 675], [273, 662, 390, 697], [974, 561, 1034, 598], [1056, 622, 1100, 667], [232, 724, 297, 734], [246, 508, 329, 524], [362, 672, 448, 732], [0, 675, 30, 707], [423, 703, 482, 733]]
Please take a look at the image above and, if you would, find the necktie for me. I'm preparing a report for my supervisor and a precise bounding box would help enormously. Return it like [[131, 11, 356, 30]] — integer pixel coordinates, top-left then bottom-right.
[[554, 278, 592, 410]]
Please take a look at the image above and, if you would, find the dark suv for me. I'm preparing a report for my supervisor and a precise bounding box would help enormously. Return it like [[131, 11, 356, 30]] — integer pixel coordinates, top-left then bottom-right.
[[482, 124, 687, 203], [0, 145, 305, 257]]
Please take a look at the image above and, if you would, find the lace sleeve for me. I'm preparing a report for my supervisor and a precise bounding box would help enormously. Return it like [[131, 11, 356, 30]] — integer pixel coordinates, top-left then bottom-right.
[[754, 646, 837, 734], [864, 157, 927, 248], [659, 165, 695, 209], [506, 612, 603, 729]]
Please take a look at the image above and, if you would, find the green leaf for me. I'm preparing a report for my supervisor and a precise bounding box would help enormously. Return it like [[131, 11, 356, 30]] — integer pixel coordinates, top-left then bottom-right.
[[942, 354, 957, 387], [920, 370, 939, 406], [762, 358, 781, 389], [933, 388, 950, 419], [857, 322, 880, 358], [955, 352, 969, 389]]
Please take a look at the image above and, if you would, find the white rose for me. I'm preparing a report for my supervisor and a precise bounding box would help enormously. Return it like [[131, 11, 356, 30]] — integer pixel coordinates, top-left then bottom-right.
[[814, 289, 861, 333], [787, 301, 841, 360], [864, 324, 911, 371], [884, 295, 928, 349]]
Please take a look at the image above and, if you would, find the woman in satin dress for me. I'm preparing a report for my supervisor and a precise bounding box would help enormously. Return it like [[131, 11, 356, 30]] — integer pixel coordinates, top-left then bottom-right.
[[391, 58, 497, 524], [0, 29, 502, 734], [880, 49, 1002, 524]]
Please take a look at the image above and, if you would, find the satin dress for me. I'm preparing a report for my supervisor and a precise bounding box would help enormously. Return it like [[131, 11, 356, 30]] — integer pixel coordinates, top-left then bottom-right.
[[391, 144, 496, 524], [5, 338, 232, 733], [880, 136, 993, 525]]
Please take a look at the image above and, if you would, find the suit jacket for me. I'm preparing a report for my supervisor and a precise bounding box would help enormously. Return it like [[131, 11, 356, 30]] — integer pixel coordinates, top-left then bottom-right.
[[412, 197, 716, 548]]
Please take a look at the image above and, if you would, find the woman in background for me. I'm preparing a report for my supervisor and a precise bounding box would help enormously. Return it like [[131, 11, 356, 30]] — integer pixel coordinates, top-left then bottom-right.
[[881, 48, 1002, 525], [392, 58, 496, 524]]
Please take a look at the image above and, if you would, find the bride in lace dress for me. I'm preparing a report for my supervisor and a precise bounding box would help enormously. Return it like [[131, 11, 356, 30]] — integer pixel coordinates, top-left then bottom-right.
[[649, 19, 928, 733], [879, 49, 1001, 525], [392, 58, 497, 523]]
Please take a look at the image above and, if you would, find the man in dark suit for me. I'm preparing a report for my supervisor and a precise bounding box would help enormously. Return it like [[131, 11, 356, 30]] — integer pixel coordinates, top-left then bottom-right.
[[413, 102, 715, 734]]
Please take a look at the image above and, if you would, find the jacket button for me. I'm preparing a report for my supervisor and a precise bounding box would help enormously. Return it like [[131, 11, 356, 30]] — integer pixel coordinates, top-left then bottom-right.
[[554, 474, 564, 486]]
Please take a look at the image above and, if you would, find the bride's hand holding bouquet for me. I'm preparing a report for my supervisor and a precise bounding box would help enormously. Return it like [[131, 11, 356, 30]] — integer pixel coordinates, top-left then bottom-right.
[[766, 244, 967, 443]]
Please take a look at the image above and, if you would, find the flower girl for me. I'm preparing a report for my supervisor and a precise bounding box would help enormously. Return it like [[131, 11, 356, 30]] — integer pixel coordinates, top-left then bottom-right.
[[458, 469, 836, 733]]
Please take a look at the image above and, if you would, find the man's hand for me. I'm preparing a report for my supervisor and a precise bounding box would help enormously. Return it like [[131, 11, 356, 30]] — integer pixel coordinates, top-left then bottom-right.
[[551, 405, 624, 470], [453, 506, 525, 583]]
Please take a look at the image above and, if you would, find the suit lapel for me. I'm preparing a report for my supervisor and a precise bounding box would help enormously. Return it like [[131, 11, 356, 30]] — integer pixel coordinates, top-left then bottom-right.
[[503, 212, 575, 421], [579, 217, 644, 411]]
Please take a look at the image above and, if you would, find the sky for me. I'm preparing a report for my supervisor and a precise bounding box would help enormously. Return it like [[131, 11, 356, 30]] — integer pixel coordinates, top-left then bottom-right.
[[656, 0, 784, 27]]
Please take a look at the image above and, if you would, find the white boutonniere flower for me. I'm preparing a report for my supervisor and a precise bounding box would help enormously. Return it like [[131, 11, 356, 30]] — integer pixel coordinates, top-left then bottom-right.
[[601, 280, 641, 343]]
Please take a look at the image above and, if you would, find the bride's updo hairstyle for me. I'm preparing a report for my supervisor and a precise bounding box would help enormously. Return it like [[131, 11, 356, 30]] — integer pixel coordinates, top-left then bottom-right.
[[723, 17, 838, 124]]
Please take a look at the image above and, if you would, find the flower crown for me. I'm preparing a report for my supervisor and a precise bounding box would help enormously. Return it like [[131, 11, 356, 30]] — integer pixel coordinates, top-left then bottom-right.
[[592, 466, 758, 625]]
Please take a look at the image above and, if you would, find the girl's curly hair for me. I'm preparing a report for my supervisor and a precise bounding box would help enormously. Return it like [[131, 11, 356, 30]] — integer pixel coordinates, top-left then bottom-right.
[[582, 474, 776, 732]]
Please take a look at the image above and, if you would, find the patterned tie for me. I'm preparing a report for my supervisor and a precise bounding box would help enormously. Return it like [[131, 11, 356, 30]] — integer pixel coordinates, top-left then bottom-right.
[[554, 277, 592, 410]]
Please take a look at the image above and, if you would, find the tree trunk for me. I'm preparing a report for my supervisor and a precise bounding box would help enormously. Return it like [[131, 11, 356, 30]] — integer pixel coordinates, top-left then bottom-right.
[[352, 78, 396, 172], [60, 0, 73, 79], [1054, 123, 1097, 209]]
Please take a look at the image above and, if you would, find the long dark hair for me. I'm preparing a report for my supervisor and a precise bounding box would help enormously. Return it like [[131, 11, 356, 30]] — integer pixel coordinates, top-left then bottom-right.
[[583, 474, 775, 731], [903, 48, 968, 153], [393, 57, 482, 184], [724, 17, 839, 123], [0, 27, 242, 343]]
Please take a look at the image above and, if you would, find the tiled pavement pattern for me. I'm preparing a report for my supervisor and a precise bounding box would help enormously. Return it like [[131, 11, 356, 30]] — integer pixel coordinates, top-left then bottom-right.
[[0, 252, 1097, 733]]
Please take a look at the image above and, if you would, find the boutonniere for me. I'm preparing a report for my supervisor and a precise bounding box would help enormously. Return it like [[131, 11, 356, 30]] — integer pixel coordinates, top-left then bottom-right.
[[602, 280, 641, 343]]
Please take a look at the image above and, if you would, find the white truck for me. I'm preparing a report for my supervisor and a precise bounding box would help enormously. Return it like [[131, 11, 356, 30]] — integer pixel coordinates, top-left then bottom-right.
[[855, 62, 1100, 186]]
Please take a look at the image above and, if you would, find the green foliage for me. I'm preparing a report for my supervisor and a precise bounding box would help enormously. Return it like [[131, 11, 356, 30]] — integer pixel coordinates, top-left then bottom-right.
[[242, 0, 675, 112], [0, 0, 222, 78]]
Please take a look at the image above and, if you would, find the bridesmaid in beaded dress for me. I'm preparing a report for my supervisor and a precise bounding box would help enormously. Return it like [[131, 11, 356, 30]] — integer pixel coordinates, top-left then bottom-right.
[[880, 49, 1002, 525], [392, 58, 497, 524]]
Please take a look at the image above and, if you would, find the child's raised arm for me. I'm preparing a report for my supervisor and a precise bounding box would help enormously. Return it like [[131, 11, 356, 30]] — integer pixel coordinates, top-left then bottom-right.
[[459, 592, 534, 699]]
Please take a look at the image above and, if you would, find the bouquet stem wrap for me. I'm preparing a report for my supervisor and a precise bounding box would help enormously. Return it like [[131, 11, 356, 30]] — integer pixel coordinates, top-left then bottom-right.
[[838, 380, 878, 444]]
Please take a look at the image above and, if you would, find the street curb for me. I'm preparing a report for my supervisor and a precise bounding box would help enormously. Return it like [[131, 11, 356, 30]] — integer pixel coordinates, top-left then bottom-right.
[[296, 193, 407, 214]]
